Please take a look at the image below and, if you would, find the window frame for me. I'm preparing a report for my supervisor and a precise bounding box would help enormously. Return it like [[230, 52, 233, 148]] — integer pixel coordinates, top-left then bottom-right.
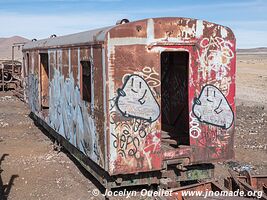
[[80, 60, 92, 103]]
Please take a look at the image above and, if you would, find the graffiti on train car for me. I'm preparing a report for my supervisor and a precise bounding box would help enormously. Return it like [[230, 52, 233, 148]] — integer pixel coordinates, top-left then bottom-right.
[[122, 66, 161, 97], [207, 76, 232, 96], [110, 115, 152, 158], [192, 85, 234, 129], [185, 25, 235, 162], [48, 66, 101, 164], [198, 36, 234, 80], [109, 67, 161, 170], [28, 74, 39, 112], [109, 113, 160, 169], [22, 18, 237, 187], [115, 74, 160, 122], [190, 31, 235, 139], [189, 111, 201, 139]]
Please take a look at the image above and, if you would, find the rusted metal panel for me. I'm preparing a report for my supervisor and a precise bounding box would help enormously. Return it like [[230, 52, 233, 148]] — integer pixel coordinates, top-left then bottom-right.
[[62, 48, 69, 79], [106, 17, 235, 175], [49, 50, 56, 81], [154, 18, 198, 43], [107, 44, 162, 174], [93, 47, 104, 111], [71, 48, 79, 85], [80, 48, 90, 61], [109, 19, 147, 38], [33, 51, 39, 74], [189, 20, 236, 163], [225, 170, 267, 198], [162, 145, 192, 161], [92, 47, 106, 167]]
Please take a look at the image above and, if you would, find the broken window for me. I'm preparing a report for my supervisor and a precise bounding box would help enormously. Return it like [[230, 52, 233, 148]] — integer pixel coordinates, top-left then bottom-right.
[[81, 60, 91, 102]]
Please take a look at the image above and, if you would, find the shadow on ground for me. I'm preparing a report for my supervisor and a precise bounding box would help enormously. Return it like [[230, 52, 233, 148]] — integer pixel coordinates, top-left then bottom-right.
[[0, 154, 19, 200], [31, 117, 107, 194]]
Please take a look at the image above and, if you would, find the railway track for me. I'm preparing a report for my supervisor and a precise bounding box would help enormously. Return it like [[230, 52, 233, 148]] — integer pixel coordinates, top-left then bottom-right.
[[159, 170, 267, 199]]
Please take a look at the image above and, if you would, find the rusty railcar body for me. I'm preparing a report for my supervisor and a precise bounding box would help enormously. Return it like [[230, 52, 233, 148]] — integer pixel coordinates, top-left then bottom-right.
[[22, 17, 236, 188], [0, 60, 22, 90]]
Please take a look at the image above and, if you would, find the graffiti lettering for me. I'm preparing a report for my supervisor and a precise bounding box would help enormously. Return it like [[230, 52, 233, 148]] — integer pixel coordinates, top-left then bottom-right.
[[110, 114, 151, 158], [189, 111, 201, 138], [198, 37, 234, 80], [110, 71, 160, 169]]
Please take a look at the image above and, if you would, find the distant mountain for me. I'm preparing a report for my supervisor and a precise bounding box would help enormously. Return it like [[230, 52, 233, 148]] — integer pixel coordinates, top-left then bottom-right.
[[237, 47, 267, 54], [0, 36, 29, 61]]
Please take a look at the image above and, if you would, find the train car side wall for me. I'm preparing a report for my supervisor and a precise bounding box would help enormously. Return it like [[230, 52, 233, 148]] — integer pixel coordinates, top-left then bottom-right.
[[23, 45, 106, 169], [105, 18, 236, 175]]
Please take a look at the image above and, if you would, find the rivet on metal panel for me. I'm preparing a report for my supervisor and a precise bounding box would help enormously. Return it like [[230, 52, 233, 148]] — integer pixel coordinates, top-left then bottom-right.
[[136, 25, 142, 32]]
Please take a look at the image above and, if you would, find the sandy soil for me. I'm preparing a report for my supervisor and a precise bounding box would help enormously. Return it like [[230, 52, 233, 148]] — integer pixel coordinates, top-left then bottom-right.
[[0, 53, 266, 199], [214, 54, 267, 181], [0, 95, 106, 200]]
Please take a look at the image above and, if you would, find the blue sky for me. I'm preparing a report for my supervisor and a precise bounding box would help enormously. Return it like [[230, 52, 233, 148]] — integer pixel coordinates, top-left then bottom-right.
[[0, 0, 266, 48]]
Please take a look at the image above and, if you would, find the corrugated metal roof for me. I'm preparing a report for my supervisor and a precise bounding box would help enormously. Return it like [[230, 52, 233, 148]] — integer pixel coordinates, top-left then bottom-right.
[[23, 26, 114, 50]]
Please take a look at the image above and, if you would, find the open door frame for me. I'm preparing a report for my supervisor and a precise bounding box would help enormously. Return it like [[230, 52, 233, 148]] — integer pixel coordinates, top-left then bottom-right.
[[161, 50, 190, 147], [39, 52, 49, 108]]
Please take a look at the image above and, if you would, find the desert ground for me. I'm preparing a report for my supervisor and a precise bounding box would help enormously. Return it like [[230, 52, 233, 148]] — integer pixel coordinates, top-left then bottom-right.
[[0, 51, 266, 199], [214, 53, 267, 180]]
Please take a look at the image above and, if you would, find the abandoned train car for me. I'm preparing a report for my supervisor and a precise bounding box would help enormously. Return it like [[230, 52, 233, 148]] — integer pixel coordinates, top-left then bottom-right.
[[1, 60, 22, 90], [22, 17, 236, 188]]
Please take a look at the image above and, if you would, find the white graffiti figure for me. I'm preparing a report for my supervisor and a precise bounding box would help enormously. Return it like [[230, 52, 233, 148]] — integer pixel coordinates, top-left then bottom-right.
[[116, 75, 160, 122], [192, 85, 234, 129]]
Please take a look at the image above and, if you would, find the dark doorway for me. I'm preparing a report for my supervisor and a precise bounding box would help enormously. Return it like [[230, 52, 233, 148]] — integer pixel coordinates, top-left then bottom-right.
[[161, 51, 189, 146], [40, 53, 49, 108]]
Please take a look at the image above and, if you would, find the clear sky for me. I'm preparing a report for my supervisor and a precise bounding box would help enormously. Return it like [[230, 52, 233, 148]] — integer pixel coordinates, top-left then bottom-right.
[[0, 0, 266, 48]]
